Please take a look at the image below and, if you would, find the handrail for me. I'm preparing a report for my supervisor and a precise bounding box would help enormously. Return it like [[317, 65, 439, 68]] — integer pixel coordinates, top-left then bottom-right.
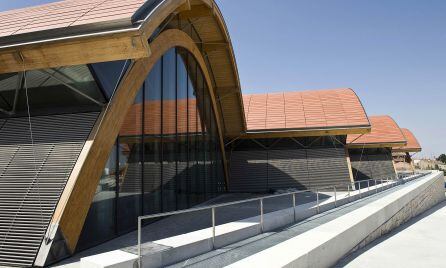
[[136, 172, 428, 267], [139, 177, 382, 220]]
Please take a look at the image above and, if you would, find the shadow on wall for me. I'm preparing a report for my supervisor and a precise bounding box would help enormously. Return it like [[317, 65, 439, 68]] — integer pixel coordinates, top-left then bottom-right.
[[229, 148, 351, 193]]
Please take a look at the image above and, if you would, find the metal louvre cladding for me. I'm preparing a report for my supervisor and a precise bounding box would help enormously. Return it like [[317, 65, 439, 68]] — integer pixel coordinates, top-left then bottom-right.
[[229, 137, 351, 192], [350, 148, 396, 182], [0, 112, 99, 267]]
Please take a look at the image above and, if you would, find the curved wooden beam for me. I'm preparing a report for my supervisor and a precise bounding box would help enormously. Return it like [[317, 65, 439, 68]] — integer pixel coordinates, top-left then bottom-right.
[[44, 29, 229, 257]]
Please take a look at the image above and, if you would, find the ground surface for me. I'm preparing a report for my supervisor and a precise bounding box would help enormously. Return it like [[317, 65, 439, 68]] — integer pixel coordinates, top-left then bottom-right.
[[166, 182, 410, 268], [337, 199, 446, 268], [53, 191, 332, 267]]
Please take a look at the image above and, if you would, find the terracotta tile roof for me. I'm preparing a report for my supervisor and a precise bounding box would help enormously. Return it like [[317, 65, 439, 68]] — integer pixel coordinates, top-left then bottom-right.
[[243, 88, 370, 132], [395, 128, 422, 152], [347, 115, 407, 146], [0, 0, 147, 38]]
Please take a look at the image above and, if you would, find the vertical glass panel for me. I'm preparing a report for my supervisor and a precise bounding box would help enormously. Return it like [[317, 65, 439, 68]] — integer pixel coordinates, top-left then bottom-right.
[[78, 47, 228, 250], [187, 54, 198, 206], [117, 88, 143, 233], [90, 60, 130, 99], [162, 48, 177, 212], [77, 144, 117, 250], [196, 67, 206, 202], [144, 59, 162, 215], [176, 50, 189, 209]]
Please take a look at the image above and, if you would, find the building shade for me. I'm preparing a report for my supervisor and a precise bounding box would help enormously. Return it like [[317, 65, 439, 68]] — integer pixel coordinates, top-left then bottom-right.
[[243, 88, 369, 132]]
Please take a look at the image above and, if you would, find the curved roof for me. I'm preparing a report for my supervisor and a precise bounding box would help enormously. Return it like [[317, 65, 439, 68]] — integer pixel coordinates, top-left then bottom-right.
[[347, 115, 407, 148], [0, 0, 245, 136], [242, 88, 370, 135], [0, 0, 147, 40], [394, 128, 422, 152]]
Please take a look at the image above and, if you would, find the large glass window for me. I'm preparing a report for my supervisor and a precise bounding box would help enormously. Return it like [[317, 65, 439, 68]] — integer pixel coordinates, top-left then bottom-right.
[[117, 89, 143, 233], [78, 47, 226, 250], [0, 65, 105, 117], [77, 144, 117, 250]]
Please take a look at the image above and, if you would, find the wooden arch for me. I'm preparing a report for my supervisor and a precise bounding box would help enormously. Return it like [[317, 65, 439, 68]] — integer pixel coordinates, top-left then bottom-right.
[[0, 0, 245, 136], [37, 29, 229, 262]]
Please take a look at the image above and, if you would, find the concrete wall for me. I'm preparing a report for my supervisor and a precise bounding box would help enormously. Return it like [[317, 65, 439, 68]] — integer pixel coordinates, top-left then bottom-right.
[[228, 171, 445, 268], [350, 172, 445, 253]]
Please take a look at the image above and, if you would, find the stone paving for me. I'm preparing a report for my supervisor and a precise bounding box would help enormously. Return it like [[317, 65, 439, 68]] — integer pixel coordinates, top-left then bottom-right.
[[337, 199, 446, 268]]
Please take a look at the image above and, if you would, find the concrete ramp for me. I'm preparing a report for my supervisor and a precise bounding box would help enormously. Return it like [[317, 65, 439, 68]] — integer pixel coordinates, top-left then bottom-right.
[[227, 171, 444, 268]]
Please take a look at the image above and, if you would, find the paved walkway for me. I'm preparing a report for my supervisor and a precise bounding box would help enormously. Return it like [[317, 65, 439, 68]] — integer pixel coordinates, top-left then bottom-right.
[[54, 191, 332, 267], [337, 200, 446, 268], [167, 180, 414, 268]]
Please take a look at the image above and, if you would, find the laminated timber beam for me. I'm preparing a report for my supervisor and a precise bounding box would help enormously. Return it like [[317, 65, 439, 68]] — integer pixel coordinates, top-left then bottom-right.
[[347, 142, 407, 149], [42, 29, 229, 258], [240, 126, 371, 140], [0, 32, 150, 74], [0, 0, 245, 137], [178, 4, 214, 20]]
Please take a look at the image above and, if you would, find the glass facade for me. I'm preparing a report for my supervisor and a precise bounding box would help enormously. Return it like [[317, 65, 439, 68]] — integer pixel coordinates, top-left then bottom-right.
[[0, 65, 105, 117], [78, 47, 226, 250]]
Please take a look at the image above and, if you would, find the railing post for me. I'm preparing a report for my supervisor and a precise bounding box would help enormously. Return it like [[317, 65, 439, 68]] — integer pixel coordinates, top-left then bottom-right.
[[358, 182, 361, 198], [292, 193, 296, 222], [375, 179, 378, 193], [316, 189, 320, 213], [334, 186, 337, 208], [368, 180, 370, 192], [260, 199, 264, 233], [211, 207, 216, 249], [138, 217, 141, 268], [347, 184, 351, 202]]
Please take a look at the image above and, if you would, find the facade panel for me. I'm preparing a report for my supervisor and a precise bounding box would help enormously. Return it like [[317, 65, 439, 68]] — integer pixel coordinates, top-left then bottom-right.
[[350, 148, 396, 182], [228, 137, 351, 192]]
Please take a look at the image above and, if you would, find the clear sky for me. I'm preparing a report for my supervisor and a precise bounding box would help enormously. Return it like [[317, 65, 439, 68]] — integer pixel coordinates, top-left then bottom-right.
[[1, 0, 445, 158]]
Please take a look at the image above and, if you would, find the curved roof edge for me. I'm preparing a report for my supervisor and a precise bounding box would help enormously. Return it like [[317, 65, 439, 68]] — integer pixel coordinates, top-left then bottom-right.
[[347, 115, 407, 148], [393, 128, 422, 152], [0, 0, 246, 136], [241, 88, 371, 137]]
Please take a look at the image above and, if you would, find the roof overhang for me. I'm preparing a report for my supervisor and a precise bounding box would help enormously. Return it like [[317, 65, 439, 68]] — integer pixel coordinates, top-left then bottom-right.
[[347, 115, 407, 149], [392, 147, 422, 153], [0, 0, 246, 136], [242, 125, 371, 139], [347, 142, 407, 149]]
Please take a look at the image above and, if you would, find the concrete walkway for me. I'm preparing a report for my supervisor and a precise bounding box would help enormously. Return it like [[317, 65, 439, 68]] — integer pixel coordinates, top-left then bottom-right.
[[54, 191, 332, 267], [337, 199, 446, 268], [166, 179, 415, 268]]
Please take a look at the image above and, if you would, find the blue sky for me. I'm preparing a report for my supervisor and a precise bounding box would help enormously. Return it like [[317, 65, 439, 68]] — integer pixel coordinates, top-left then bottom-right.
[[1, 0, 445, 158]]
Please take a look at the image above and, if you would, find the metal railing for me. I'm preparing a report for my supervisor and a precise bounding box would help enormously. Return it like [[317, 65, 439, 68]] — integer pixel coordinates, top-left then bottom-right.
[[136, 172, 427, 267]]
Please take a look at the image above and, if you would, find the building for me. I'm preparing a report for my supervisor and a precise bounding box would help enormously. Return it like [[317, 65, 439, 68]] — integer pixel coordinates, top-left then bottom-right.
[[347, 115, 407, 182], [0, 0, 422, 267], [393, 128, 422, 173], [228, 89, 370, 192]]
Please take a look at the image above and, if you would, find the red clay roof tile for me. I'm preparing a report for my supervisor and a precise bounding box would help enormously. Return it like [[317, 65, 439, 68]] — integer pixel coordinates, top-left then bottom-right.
[[0, 0, 146, 38], [395, 128, 422, 152], [243, 88, 370, 132], [347, 115, 407, 146]]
